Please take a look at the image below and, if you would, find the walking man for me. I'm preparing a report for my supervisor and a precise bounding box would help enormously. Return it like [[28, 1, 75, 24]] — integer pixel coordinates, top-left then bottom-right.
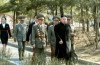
[[31, 14, 47, 65], [48, 16, 60, 58], [14, 15, 27, 61], [54, 16, 72, 65]]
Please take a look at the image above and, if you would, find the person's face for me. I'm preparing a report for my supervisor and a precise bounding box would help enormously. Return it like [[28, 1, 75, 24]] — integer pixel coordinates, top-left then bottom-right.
[[1, 18, 6, 23], [67, 18, 71, 24], [19, 19, 24, 24], [61, 17, 67, 24], [37, 18, 44, 25], [53, 18, 60, 25]]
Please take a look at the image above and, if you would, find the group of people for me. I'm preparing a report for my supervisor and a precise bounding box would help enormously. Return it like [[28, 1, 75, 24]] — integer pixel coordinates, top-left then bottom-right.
[[0, 14, 77, 65]]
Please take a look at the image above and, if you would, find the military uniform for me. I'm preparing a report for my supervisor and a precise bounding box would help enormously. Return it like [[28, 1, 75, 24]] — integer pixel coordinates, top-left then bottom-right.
[[14, 22, 27, 60], [48, 25, 56, 57], [32, 23, 47, 52], [31, 22, 47, 64]]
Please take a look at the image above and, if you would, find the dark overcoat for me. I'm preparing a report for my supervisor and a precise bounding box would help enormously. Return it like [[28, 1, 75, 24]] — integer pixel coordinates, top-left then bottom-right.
[[54, 22, 71, 60]]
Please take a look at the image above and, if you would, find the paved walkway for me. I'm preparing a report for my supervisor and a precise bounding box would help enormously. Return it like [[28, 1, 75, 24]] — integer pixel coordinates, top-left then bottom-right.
[[0, 39, 100, 65], [0, 40, 33, 65]]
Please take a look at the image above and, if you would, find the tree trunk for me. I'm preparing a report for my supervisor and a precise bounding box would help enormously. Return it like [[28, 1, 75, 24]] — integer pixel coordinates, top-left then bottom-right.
[[60, 5, 64, 17], [81, 19, 85, 33], [85, 6, 89, 32], [81, 6, 85, 33], [51, 10, 54, 16], [93, 4, 99, 49], [35, 8, 37, 16], [86, 19, 89, 32], [70, 6, 73, 24], [55, 6, 58, 15], [95, 18, 99, 49], [13, 11, 16, 29]]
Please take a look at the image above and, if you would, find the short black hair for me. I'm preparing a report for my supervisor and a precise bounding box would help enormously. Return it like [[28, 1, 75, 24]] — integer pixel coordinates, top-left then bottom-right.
[[65, 15, 72, 19]]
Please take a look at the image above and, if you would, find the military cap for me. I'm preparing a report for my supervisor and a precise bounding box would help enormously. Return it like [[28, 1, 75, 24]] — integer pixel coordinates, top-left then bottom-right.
[[36, 14, 45, 19], [52, 16, 60, 21]]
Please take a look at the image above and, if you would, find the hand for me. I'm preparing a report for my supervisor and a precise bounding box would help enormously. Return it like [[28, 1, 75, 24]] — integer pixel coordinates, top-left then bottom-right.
[[59, 40, 63, 44]]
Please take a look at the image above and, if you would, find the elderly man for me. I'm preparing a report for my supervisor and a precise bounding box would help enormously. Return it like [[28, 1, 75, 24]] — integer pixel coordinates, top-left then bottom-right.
[[14, 15, 27, 61], [54, 16, 72, 65]]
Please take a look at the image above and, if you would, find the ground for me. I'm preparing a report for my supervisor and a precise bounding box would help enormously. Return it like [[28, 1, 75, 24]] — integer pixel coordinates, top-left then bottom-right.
[[0, 59, 14, 65], [0, 27, 100, 65], [74, 28, 100, 63]]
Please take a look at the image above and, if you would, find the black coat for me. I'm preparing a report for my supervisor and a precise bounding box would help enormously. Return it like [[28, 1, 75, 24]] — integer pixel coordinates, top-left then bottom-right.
[[54, 22, 71, 60], [0, 23, 11, 44], [26, 22, 35, 41]]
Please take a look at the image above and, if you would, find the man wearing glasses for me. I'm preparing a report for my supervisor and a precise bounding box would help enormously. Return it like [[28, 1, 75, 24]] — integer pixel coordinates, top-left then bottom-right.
[[48, 16, 60, 58]]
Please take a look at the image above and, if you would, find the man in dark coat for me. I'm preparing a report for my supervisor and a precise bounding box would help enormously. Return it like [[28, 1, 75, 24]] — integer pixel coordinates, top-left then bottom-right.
[[54, 16, 72, 61], [26, 22, 35, 41]]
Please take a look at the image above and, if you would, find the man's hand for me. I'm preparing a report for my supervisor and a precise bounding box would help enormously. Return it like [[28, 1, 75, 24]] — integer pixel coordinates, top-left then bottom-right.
[[59, 39, 63, 44]]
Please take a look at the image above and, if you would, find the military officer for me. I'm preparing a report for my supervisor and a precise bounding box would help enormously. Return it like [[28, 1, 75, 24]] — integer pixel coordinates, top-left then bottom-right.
[[31, 14, 47, 65], [48, 16, 60, 58], [14, 15, 27, 61]]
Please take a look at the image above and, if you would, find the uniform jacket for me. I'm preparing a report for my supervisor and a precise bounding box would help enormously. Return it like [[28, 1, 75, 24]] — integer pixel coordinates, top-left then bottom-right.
[[14, 23, 27, 42], [48, 25, 56, 46], [32, 24, 47, 48]]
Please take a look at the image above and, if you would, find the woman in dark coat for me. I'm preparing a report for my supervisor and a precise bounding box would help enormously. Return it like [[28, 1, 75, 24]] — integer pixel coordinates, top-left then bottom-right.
[[0, 16, 12, 53], [54, 16, 71, 61]]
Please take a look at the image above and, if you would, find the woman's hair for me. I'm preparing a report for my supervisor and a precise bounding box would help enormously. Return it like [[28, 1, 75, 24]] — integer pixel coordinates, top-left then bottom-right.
[[1, 16, 6, 20]]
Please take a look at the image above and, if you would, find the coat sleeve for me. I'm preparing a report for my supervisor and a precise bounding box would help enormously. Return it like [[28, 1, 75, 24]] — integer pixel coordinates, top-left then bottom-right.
[[48, 26, 52, 43], [54, 25, 60, 41], [26, 22, 35, 41], [31, 25, 36, 45], [8, 24, 12, 37]]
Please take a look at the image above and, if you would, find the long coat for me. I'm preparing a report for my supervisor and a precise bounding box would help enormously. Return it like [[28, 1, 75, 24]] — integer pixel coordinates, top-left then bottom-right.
[[54, 22, 71, 60], [14, 23, 27, 42], [0, 23, 11, 44]]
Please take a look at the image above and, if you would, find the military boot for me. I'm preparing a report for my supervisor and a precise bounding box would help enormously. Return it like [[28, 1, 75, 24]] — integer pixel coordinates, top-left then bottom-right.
[[19, 50, 22, 61]]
